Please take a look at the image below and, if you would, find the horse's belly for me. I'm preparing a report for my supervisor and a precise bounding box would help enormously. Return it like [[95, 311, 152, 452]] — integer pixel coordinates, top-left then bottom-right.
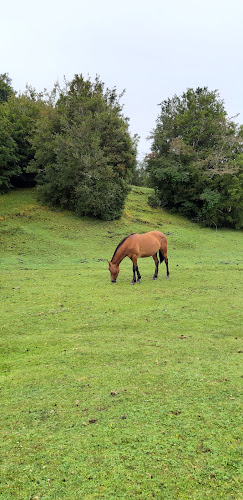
[[138, 239, 160, 257]]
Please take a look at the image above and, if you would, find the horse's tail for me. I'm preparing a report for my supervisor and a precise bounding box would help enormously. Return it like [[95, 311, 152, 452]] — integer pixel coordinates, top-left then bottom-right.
[[159, 249, 164, 264]]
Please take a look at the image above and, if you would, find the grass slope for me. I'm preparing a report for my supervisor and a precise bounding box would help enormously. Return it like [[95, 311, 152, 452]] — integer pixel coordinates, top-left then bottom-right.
[[0, 187, 242, 499]]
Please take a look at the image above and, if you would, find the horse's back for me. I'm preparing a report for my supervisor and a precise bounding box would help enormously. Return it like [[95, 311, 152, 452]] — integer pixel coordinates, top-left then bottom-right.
[[141, 231, 167, 245], [146, 230, 166, 239], [131, 231, 167, 258]]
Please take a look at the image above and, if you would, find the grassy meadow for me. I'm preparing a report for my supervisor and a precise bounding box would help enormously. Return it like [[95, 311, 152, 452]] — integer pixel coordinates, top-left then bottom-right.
[[0, 186, 242, 499]]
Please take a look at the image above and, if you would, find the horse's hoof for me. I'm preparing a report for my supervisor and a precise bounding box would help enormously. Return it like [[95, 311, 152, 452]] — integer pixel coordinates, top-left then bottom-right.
[[130, 281, 135, 285], [137, 279, 141, 284], [166, 276, 169, 279]]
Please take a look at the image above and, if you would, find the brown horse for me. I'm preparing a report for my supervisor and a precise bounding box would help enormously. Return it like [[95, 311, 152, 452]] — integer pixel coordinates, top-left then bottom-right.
[[108, 231, 169, 284]]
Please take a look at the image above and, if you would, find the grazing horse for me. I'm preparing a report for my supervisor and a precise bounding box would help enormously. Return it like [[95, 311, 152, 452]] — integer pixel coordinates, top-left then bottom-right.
[[108, 231, 169, 284]]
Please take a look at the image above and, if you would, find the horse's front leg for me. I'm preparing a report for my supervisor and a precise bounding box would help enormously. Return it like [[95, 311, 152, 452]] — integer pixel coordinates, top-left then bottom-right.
[[130, 256, 141, 285], [131, 265, 136, 285]]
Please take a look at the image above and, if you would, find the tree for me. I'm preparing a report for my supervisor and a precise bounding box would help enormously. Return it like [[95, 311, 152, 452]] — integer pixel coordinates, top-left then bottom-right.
[[132, 159, 149, 186], [29, 75, 137, 220], [6, 90, 45, 187], [0, 73, 14, 103], [0, 104, 19, 193], [146, 87, 243, 228], [0, 87, 46, 190]]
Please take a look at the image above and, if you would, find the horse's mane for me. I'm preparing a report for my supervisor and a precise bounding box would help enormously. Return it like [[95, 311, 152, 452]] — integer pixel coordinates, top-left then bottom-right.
[[112, 234, 135, 261]]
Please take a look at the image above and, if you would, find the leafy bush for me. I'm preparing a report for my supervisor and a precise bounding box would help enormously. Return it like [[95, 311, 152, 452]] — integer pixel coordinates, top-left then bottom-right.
[[0, 104, 19, 192], [29, 75, 136, 220], [146, 88, 243, 228], [0, 82, 45, 191]]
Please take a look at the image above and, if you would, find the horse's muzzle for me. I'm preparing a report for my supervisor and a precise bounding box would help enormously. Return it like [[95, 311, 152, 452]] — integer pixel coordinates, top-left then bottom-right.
[[111, 280, 117, 283]]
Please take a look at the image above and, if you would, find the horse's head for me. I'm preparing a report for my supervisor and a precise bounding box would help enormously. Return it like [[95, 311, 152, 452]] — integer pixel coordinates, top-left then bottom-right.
[[108, 261, 119, 283]]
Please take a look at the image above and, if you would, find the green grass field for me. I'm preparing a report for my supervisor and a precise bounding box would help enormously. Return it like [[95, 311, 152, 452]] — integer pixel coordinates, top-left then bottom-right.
[[0, 186, 242, 499]]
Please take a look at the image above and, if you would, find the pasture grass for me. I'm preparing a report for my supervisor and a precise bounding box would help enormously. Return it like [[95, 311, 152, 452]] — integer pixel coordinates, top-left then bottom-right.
[[0, 186, 242, 499]]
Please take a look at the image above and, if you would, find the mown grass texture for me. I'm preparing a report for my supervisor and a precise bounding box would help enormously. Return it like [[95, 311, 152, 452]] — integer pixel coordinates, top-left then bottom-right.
[[0, 186, 242, 499]]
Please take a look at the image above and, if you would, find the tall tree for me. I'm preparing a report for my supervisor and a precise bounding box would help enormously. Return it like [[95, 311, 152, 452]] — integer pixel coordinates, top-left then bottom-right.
[[0, 87, 45, 190], [0, 104, 19, 193], [146, 87, 243, 228], [0, 73, 14, 103], [6, 90, 45, 186], [29, 75, 137, 220]]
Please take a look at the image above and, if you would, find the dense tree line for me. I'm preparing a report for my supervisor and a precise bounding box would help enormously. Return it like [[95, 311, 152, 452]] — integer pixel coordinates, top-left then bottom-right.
[[145, 88, 243, 229], [0, 74, 136, 220]]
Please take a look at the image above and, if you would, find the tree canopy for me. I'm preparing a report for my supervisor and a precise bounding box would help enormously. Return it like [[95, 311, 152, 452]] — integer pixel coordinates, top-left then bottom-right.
[[146, 87, 243, 229], [0, 73, 14, 103], [0, 87, 45, 192], [28, 75, 137, 220]]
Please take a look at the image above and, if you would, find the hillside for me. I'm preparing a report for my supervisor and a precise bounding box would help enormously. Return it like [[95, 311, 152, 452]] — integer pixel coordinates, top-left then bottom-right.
[[0, 186, 242, 499]]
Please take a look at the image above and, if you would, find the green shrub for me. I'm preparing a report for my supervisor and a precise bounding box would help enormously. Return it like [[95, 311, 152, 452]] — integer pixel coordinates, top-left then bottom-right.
[[30, 75, 136, 220]]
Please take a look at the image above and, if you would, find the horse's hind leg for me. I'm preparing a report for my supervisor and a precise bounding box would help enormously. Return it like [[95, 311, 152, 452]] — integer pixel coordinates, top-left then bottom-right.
[[159, 249, 169, 279], [152, 253, 159, 280], [136, 264, 141, 283], [165, 257, 169, 278]]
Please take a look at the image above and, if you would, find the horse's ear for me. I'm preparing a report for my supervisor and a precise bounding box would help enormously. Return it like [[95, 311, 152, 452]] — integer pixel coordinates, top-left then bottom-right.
[[107, 260, 111, 265]]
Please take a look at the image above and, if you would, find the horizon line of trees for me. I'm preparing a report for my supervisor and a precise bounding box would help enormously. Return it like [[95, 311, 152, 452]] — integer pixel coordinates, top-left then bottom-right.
[[0, 74, 242, 228]]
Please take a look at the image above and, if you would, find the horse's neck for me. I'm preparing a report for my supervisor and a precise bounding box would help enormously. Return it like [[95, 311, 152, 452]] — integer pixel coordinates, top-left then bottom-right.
[[112, 246, 125, 266]]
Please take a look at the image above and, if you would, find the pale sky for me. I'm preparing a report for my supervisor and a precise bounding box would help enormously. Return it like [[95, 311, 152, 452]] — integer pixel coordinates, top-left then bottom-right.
[[1, 0, 243, 159]]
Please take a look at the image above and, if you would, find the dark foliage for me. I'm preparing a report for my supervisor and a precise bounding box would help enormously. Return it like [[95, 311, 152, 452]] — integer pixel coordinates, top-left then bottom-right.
[[0, 88, 45, 192], [29, 75, 137, 220], [146, 88, 243, 228], [0, 73, 13, 103]]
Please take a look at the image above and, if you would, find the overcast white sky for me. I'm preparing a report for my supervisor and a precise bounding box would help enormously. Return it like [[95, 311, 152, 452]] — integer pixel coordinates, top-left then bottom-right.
[[1, 0, 243, 159]]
